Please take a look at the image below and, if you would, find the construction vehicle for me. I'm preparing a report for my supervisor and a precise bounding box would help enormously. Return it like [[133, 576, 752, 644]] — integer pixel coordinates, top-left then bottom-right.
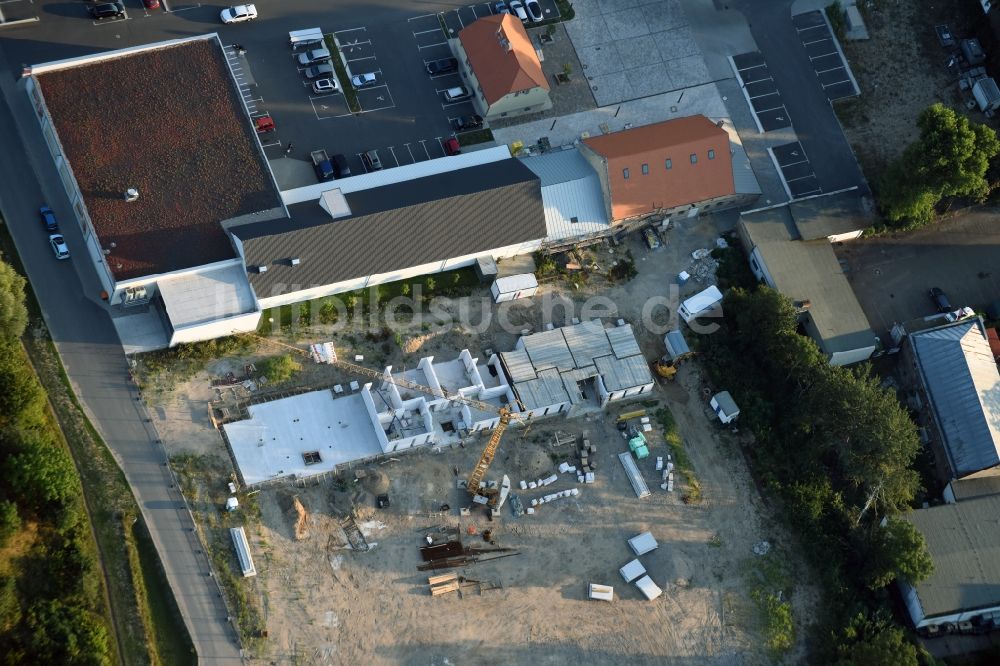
[[246, 334, 523, 506], [653, 330, 696, 381]]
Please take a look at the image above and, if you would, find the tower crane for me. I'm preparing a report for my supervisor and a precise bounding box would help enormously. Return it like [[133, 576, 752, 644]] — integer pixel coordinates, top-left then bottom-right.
[[245, 334, 524, 501]]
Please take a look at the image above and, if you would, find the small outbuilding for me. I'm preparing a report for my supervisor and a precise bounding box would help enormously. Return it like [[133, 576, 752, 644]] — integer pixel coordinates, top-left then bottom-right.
[[588, 583, 614, 601], [710, 391, 740, 424], [973, 77, 1000, 112], [663, 330, 692, 362], [491, 273, 538, 303]]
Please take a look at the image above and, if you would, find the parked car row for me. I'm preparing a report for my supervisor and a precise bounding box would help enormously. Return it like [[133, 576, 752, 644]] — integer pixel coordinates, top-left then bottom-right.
[[507, 0, 543, 22], [37, 206, 70, 260]]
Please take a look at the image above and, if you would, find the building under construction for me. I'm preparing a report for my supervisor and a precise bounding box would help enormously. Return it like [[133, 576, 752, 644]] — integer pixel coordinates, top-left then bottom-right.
[[222, 321, 653, 487]]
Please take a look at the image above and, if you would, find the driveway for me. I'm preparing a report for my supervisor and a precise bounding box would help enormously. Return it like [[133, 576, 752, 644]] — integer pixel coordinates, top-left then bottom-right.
[[836, 208, 1000, 338], [0, 46, 242, 665]]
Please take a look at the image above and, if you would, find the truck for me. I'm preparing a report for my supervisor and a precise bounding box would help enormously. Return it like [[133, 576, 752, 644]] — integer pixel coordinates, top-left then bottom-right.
[[311, 149, 334, 182]]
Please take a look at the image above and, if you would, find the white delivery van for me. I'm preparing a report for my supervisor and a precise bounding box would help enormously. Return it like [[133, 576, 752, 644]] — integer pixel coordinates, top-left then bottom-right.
[[490, 273, 538, 303], [678, 285, 723, 324]]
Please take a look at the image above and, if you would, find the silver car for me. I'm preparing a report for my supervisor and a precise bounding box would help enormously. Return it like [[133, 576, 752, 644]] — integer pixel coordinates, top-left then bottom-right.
[[351, 72, 378, 89], [49, 233, 69, 260]]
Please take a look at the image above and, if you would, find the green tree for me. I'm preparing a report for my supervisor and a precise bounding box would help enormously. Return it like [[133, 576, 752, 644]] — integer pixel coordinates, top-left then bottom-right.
[[0, 341, 48, 432], [259, 354, 301, 385], [0, 258, 27, 341], [2, 442, 78, 510], [831, 612, 920, 666], [24, 599, 111, 666], [880, 103, 1000, 226], [861, 517, 934, 590], [0, 574, 20, 632], [0, 500, 20, 547]]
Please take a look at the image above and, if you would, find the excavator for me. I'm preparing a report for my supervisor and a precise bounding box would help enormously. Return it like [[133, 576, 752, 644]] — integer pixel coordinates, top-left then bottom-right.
[[246, 333, 523, 507]]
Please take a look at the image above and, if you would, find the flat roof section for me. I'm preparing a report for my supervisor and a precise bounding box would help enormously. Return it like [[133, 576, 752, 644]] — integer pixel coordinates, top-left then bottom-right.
[[36, 38, 282, 280], [223, 391, 383, 485], [158, 263, 257, 328]]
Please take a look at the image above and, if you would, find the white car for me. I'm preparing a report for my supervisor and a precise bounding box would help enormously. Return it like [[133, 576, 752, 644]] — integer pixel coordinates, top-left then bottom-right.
[[351, 72, 378, 89], [509, 0, 528, 21], [312, 78, 340, 94], [49, 234, 69, 260], [525, 0, 543, 21], [220, 4, 257, 24]]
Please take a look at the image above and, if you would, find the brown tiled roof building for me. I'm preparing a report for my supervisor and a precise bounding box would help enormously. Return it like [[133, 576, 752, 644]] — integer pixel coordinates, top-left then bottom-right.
[[455, 14, 552, 120], [579, 116, 738, 223]]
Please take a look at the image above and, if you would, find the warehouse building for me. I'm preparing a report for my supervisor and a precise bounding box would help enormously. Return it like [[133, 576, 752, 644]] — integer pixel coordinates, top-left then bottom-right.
[[898, 495, 1000, 631]]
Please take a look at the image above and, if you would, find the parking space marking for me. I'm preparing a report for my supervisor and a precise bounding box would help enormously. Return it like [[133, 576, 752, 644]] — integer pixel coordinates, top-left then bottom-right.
[[413, 28, 441, 35], [404, 143, 416, 162], [419, 41, 448, 50], [732, 51, 791, 133], [408, 13, 438, 21], [334, 27, 367, 35], [418, 140, 431, 160], [770, 141, 822, 199], [387, 146, 401, 167], [792, 9, 859, 102]]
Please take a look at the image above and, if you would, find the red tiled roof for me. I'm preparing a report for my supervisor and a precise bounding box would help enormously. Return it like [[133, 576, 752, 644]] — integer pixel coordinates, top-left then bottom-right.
[[459, 14, 549, 106], [583, 116, 735, 221], [38, 39, 281, 281]]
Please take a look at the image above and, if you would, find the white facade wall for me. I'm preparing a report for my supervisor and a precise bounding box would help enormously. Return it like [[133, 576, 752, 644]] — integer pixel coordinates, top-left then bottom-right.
[[256, 237, 543, 310], [828, 345, 877, 367], [168, 310, 261, 347]]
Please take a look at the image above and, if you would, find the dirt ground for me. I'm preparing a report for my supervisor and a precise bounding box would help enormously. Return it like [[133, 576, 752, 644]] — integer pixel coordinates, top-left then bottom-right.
[[149, 212, 819, 664], [836, 1, 983, 176]]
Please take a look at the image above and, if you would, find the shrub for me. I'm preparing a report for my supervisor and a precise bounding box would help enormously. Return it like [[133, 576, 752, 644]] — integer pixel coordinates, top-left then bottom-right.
[[259, 355, 301, 384]]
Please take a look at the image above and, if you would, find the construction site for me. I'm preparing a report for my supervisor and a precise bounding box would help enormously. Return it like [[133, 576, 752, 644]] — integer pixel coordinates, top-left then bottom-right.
[[142, 216, 819, 664]]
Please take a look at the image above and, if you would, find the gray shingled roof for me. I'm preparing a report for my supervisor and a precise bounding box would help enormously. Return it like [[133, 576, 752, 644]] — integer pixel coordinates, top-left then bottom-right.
[[902, 495, 1000, 619], [230, 159, 544, 298], [911, 319, 1000, 478]]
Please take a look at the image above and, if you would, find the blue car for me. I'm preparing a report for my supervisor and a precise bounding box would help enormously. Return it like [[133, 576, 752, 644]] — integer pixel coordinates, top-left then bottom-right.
[[39, 206, 58, 232]]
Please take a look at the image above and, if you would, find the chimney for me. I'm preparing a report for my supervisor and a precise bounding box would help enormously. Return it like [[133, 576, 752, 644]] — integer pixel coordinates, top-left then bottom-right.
[[124, 188, 139, 202]]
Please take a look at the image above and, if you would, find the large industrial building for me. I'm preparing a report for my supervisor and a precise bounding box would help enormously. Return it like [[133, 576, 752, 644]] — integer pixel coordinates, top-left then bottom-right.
[[27, 35, 762, 351]]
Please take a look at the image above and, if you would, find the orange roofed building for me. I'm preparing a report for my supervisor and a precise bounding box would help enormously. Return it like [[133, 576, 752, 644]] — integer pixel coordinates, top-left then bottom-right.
[[578, 115, 756, 224], [454, 14, 552, 121]]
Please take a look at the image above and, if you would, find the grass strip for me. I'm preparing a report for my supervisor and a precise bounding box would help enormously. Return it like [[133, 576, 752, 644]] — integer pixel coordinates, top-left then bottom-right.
[[326, 35, 361, 113], [457, 128, 494, 147], [655, 407, 702, 503]]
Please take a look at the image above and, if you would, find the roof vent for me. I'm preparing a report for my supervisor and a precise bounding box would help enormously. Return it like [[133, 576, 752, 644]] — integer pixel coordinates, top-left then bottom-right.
[[570, 216, 579, 224], [497, 28, 511, 52], [716, 120, 725, 128], [124, 188, 139, 202], [289, 257, 301, 266]]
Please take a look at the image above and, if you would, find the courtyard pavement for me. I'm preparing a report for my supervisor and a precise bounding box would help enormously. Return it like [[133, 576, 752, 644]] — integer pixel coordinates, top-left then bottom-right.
[[566, 0, 715, 106]]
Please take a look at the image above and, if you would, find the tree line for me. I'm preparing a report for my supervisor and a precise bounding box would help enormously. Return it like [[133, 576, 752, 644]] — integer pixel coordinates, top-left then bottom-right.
[[0, 256, 112, 665], [697, 286, 933, 664]]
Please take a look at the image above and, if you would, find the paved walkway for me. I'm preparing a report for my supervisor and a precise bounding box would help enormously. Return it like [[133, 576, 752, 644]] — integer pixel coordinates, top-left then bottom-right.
[[0, 61, 242, 663]]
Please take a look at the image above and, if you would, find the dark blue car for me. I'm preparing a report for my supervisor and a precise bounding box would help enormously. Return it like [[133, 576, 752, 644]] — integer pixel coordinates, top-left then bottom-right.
[[39, 206, 58, 232]]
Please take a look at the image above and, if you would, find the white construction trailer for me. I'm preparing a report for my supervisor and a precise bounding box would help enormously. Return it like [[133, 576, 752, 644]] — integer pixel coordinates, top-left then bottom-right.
[[491, 273, 539, 303]]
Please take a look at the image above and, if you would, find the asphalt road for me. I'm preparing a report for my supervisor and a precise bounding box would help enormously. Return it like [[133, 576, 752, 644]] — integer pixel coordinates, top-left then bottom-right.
[[728, 0, 868, 194], [0, 42, 242, 666]]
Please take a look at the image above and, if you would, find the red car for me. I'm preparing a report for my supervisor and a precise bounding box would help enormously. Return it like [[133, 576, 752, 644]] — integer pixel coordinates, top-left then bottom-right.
[[255, 116, 276, 133], [144, 0, 160, 8], [443, 137, 461, 156]]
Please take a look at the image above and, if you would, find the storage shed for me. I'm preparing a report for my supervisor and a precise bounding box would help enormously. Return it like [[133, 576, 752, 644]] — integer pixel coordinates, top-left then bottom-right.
[[973, 77, 1000, 112], [710, 391, 740, 424], [491, 273, 538, 303], [663, 330, 691, 362], [620, 559, 647, 583]]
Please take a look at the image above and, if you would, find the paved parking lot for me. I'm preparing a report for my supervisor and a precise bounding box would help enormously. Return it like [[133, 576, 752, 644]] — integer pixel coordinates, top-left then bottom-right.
[[770, 141, 821, 199], [731, 52, 792, 132], [792, 10, 859, 102], [565, 0, 713, 106]]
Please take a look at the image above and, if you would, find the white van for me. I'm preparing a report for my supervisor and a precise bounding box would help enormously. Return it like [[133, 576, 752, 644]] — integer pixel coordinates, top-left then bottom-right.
[[677, 285, 723, 324]]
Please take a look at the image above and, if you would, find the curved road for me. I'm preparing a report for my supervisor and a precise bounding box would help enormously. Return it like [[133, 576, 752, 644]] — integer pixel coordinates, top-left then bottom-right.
[[0, 62, 241, 664]]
